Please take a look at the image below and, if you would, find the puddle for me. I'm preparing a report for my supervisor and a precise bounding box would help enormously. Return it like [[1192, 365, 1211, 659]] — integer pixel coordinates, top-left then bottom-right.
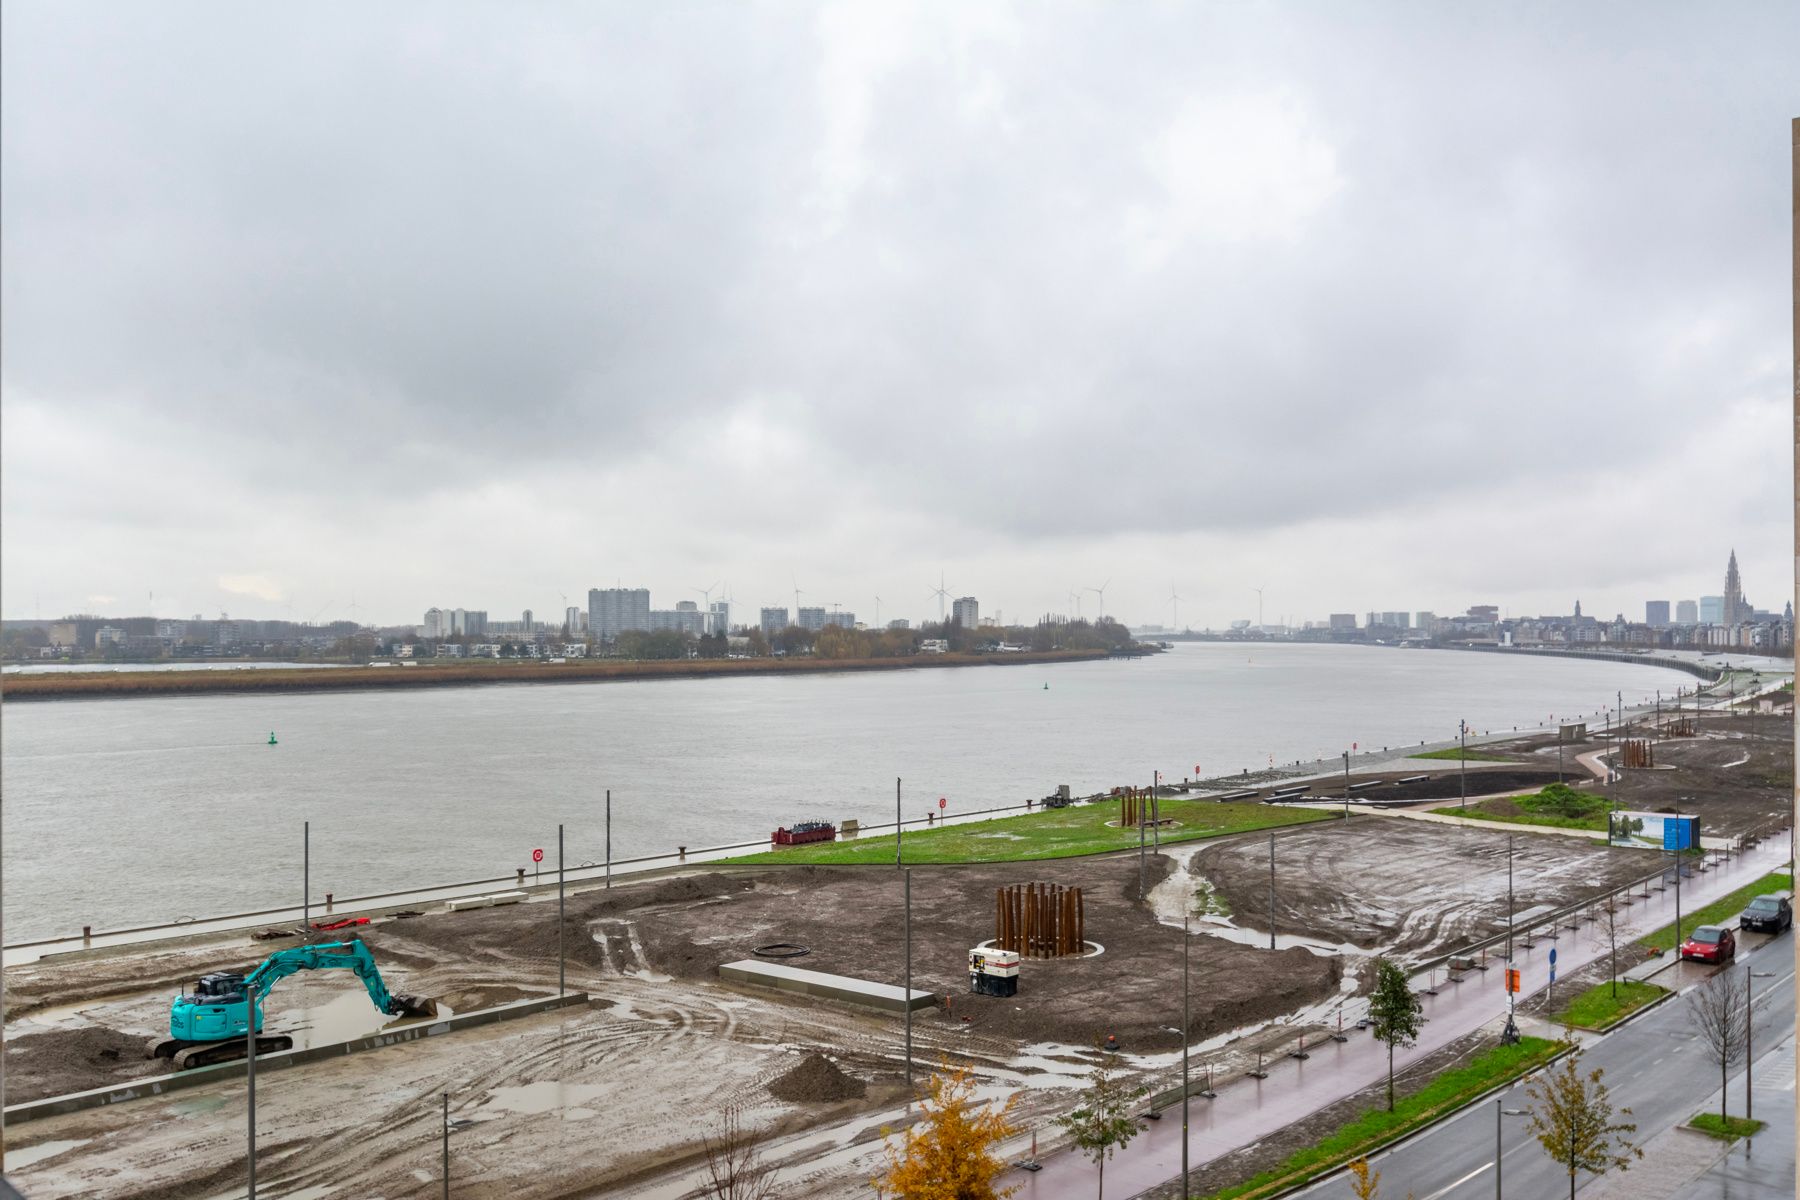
[[3, 1138, 90, 1171], [478, 1080, 610, 1120], [277, 988, 453, 1050]]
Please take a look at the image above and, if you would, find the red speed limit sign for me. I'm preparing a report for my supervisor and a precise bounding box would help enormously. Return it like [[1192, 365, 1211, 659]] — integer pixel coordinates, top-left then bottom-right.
[[938, 797, 947, 810], [532, 848, 544, 863]]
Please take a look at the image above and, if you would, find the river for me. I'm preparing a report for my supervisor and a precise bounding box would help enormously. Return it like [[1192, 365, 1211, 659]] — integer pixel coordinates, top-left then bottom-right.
[[0, 643, 1705, 942]]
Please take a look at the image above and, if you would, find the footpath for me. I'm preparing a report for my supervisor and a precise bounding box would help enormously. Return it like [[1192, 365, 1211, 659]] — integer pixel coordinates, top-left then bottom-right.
[[1005, 836, 1793, 1199]]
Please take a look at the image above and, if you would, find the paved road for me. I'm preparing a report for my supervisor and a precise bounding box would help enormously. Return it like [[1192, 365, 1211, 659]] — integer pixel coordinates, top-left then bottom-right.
[[1006, 837, 1790, 1199], [1673, 1035, 1796, 1199], [1290, 929, 1794, 1199]]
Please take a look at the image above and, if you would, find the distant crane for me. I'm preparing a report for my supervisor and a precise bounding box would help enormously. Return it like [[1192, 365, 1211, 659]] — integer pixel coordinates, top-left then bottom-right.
[[927, 572, 951, 623], [874, 596, 882, 627], [793, 575, 806, 619], [1087, 580, 1111, 622], [1170, 583, 1183, 631]]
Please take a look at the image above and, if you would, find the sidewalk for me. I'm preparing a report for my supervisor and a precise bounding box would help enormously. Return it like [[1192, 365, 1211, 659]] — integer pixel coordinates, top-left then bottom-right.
[[1006, 838, 1793, 1199]]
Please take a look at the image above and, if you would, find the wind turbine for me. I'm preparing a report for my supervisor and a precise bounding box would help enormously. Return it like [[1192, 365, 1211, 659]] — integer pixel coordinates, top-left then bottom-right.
[[694, 580, 721, 607], [874, 595, 882, 627], [1169, 583, 1183, 631], [1070, 589, 1083, 620], [793, 575, 805, 618], [1087, 579, 1110, 622], [927, 572, 951, 623], [1251, 584, 1265, 629]]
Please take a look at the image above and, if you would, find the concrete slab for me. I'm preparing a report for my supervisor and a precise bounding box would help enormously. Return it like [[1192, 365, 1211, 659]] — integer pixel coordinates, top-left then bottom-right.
[[719, 959, 936, 1012]]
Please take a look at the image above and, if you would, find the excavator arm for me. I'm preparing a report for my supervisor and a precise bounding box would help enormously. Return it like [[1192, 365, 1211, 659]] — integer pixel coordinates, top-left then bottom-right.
[[241, 938, 426, 1016]]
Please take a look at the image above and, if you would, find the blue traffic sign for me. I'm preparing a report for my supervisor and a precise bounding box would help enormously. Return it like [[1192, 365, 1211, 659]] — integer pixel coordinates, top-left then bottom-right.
[[1548, 947, 1557, 966]]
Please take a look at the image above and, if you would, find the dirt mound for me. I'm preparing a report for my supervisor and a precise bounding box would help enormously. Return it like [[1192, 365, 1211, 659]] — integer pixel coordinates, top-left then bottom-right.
[[767, 1052, 866, 1102], [3, 1024, 162, 1104]]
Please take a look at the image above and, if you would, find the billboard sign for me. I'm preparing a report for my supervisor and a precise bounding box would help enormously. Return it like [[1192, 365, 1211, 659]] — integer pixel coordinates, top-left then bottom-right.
[[1608, 810, 1699, 850]]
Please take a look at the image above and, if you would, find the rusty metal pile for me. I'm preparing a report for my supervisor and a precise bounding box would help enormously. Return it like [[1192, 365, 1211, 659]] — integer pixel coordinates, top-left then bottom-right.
[[995, 882, 1086, 958]]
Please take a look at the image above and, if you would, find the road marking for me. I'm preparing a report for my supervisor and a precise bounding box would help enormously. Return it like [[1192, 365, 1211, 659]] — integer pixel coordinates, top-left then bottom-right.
[[1418, 1162, 1490, 1200]]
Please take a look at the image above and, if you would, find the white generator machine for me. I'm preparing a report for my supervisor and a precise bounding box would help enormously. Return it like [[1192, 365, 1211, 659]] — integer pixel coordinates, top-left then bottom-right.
[[969, 946, 1020, 997]]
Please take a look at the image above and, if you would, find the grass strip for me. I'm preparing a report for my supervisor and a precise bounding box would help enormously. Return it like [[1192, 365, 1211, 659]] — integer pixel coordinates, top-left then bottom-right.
[[719, 800, 1334, 866], [1551, 980, 1666, 1030], [1429, 806, 1607, 832], [1687, 1113, 1765, 1141], [1200, 1037, 1561, 1200], [1637, 872, 1793, 954], [1409, 746, 1513, 762]]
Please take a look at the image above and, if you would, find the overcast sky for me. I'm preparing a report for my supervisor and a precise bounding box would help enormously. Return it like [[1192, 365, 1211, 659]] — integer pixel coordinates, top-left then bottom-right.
[[3, 3, 1795, 630]]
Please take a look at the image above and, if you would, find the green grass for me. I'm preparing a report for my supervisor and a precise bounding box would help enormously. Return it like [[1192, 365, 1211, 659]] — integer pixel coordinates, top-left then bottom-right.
[[1200, 1037, 1562, 1200], [1432, 783, 1613, 832], [1552, 980, 1666, 1030], [719, 799, 1334, 867], [1638, 871, 1794, 953], [1687, 1113, 1765, 1141], [1410, 746, 1512, 761]]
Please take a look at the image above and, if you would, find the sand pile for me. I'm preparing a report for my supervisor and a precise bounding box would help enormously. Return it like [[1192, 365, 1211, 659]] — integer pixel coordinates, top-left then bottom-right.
[[767, 1052, 865, 1102]]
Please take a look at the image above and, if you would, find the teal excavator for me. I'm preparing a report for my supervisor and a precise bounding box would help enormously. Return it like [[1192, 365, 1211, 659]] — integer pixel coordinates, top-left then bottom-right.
[[147, 938, 436, 1070]]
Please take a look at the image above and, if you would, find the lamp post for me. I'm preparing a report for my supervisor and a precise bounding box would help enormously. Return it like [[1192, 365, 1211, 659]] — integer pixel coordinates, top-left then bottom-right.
[[904, 868, 913, 1096], [1152, 770, 1160, 851], [1268, 833, 1277, 951], [896, 777, 902, 868], [1342, 751, 1351, 820], [1182, 911, 1191, 1198], [1459, 719, 1468, 809], [245, 979, 258, 1199]]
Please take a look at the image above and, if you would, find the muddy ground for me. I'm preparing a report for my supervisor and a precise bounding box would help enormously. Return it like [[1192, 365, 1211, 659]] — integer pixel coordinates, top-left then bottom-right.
[[0, 817, 1744, 1199], [1439, 711, 1792, 836], [1191, 819, 1661, 955]]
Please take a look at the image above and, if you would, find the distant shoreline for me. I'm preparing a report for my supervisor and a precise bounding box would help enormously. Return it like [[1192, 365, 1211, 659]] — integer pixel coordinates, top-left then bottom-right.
[[0, 648, 1115, 702]]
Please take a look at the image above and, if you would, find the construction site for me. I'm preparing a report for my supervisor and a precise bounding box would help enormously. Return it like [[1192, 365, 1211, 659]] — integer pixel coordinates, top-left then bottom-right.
[[1, 702, 1791, 1198]]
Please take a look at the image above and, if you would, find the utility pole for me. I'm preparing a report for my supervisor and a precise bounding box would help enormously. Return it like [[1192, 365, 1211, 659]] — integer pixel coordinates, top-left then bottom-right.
[[303, 820, 310, 936], [442, 1092, 450, 1200], [1182, 911, 1191, 1198], [904, 868, 913, 1096], [1139, 800, 1148, 899], [1673, 798, 1684, 945], [1342, 751, 1350, 820], [246, 979, 258, 1199], [1557, 724, 1564, 785], [1745, 965, 1754, 1122], [1152, 770, 1160, 851], [1494, 1098, 1502, 1200], [896, 777, 903, 867], [557, 823, 565, 997], [1506, 835, 1515, 961], [604, 789, 611, 890], [1268, 833, 1276, 950], [1459, 719, 1468, 809]]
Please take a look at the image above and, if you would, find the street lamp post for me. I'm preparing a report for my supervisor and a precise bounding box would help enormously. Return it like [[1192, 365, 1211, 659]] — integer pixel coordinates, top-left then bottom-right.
[[245, 979, 258, 1199], [1182, 912, 1191, 1198], [1268, 833, 1276, 951], [1342, 751, 1350, 820], [1459, 720, 1468, 809]]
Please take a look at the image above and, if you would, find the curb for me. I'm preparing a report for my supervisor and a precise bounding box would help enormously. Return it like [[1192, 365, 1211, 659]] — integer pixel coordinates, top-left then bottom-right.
[[2, 991, 591, 1125]]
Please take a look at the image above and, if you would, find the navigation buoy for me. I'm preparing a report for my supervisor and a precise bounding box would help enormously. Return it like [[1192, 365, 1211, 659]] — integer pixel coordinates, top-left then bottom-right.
[[1043, 682, 1049, 690], [268, 731, 278, 745]]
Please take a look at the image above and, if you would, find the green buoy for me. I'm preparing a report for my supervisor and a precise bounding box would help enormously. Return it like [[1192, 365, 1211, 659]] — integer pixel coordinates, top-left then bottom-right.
[[268, 731, 278, 745], [1043, 683, 1049, 690]]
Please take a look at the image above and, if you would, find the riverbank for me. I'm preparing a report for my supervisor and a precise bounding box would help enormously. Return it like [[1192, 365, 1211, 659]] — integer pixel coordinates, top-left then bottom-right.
[[0, 647, 1110, 701]]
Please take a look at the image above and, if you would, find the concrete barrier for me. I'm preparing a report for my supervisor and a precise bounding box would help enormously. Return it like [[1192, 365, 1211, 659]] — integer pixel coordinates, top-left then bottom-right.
[[2, 992, 592, 1125], [719, 960, 935, 1013]]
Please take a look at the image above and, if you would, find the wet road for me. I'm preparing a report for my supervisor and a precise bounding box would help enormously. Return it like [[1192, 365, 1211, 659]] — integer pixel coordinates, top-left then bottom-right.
[[1005, 837, 1792, 1199], [1289, 931, 1793, 1199]]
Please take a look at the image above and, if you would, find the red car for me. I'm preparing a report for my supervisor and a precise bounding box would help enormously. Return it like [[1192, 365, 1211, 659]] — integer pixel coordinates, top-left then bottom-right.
[[1679, 925, 1736, 964]]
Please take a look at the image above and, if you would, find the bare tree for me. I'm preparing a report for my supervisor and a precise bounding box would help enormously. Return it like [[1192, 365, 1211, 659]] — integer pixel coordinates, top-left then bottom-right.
[[1586, 898, 1623, 1000], [700, 1102, 778, 1200], [1689, 968, 1749, 1124]]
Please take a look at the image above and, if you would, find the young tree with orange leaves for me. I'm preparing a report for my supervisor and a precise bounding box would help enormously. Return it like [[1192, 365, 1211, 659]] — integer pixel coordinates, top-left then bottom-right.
[[872, 1061, 1019, 1200]]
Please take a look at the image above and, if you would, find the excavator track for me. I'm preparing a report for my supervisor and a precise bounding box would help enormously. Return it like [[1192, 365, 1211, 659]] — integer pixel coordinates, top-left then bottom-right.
[[163, 1034, 294, 1071]]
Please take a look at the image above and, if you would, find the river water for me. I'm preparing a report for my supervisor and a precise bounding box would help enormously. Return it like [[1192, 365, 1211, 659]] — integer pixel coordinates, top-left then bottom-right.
[[0, 644, 1699, 942]]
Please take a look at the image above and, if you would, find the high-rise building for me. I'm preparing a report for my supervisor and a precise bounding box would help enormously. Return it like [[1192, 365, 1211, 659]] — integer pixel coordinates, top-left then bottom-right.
[[952, 596, 979, 628], [1415, 611, 1436, 632], [1328, 613, 1357, 630], [1676, 599, 1698, 624], [760, 607, 788, 637], [1645, 600, 1670, 628], [1699, 596, 1724, 625], [588, 588, 651, 641], [797, 606, 827, 631], [564, 606, 586, 634], [708, 601, 730, 635], [423, 607, 448, 638], [1722, 549, 1749, 625], [650, 604, 705, 635], [450, 609, 488, 637]]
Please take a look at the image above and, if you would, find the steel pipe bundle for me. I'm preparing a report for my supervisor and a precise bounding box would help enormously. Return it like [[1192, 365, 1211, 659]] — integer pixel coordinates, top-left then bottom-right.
[[995, 882, 1085, 958]]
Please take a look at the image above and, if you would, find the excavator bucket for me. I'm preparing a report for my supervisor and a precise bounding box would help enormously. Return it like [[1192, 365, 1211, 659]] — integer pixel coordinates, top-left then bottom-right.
[[391, 993, 438, 1019]]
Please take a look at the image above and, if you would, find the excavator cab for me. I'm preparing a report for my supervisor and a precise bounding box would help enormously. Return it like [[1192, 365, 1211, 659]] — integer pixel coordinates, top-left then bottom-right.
[[171, 971, 260, 1042]]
